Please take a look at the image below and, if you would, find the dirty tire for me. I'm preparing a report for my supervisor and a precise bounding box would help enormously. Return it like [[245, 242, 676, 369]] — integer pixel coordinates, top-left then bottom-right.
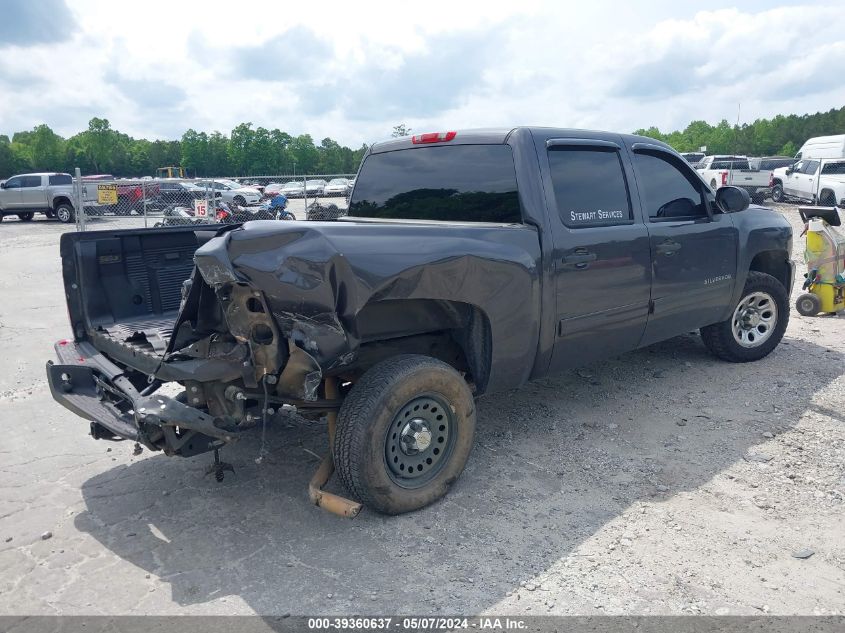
[[333, 354, 476, 515], [701, 271, 789, 362], [771, 183, 784, 203], [18, 212, 34, 221], [55, 203, 74, 223], [795, 292, 821, 317]]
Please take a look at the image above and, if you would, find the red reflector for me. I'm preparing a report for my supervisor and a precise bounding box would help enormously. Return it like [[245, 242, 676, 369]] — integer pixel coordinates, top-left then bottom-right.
[[411, 131, 457, 144], [721, 171, 728, 186], [59, 340, 69, 346]]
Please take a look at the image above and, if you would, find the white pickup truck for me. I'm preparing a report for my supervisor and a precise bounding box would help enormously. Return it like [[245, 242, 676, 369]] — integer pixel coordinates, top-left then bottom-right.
[[696, 155, 772, 203], [771, 158, 845, 207], [0, 172, 76, 222]]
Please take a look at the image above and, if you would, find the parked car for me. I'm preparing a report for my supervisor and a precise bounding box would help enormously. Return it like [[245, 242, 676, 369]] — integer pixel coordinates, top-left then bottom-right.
[[263, 182, 285, 196], [279, 181, 305, 198], [680, 151, 706, 165], [323, 178, 350, 196], [304, 179, 328, 197], [193, 180, 262, 205], [696, 155, 772, 202], [155, 181, 207, 207], [795, 134, 845, 160], [771, 158, 845, 206], [46, 127, 794, 516], [0, 172, 75, 222], [748, 156, 796, 172]]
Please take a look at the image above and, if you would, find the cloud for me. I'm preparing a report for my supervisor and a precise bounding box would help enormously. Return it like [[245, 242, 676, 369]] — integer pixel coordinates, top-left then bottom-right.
[[613, 7, 843, 101], [297, 27, 504, 122], [105, 71, 188, 111], [229, 29, 335, 81], [0, 0, 76, 47]]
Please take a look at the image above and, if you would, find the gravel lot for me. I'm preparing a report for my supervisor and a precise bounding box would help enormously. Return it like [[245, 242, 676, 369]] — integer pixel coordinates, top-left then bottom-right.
[[0, 203, 842, 616]]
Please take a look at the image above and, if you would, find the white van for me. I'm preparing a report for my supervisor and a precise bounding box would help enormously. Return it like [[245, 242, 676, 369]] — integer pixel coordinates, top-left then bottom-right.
[[796, 135, 845, 160]]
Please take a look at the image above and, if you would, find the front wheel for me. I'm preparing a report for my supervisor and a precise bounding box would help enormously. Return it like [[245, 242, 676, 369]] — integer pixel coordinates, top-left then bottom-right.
[[17, 212, 34, 221], [700, 271, 789, 362], [771, 183, 784, 203], [333, 354, 476, 515], [232, 195, 246, 206]]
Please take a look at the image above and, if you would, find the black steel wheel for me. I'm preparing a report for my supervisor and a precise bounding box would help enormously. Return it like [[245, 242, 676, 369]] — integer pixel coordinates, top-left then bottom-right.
[[333, 354, 476, 514], [384, 393, 456, 488], [18, 212, 34, 221]]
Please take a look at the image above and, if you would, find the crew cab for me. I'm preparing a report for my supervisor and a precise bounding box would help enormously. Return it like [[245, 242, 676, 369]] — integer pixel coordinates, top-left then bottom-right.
[[771, 158, 845, 207], [696, 155, 772, 203], [46, 128, 794, 515], [0, 172, 75, 222]]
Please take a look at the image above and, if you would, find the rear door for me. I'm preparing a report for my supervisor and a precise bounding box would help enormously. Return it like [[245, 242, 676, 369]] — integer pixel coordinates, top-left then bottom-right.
[[536, 134, 652, 371], [628, 143, 738, 345], [20, 175, 46, 208]]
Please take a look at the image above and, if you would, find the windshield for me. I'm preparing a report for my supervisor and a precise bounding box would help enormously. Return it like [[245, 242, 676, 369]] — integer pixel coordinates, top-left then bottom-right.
[[306, 180, 326, 185], [329, 178, 347, 185], [218, 180, 242, 189]]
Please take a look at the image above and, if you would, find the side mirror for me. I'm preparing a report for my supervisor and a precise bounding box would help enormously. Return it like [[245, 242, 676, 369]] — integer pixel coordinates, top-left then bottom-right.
[[785, 168, 793, 176], [0, 182, 5, 189], [716, 185, 750, 213]]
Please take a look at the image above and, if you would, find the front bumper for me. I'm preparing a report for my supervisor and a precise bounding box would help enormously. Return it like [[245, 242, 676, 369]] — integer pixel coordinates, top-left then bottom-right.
[[47, 340, 239, 452]]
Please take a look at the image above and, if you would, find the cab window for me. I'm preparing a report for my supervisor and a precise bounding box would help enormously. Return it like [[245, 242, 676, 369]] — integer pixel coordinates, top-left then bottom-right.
[[3, 177, 22, 189], [634, 152, 708, 221], [547, 147, 632, 228]]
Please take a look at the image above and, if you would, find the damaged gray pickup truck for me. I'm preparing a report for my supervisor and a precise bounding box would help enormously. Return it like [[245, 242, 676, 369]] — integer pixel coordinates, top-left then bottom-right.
[[47, 128, 794, 515]]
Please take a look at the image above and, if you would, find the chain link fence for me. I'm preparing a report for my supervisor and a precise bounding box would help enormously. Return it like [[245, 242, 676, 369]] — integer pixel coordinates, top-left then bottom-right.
[[70, 172, 356, 231]]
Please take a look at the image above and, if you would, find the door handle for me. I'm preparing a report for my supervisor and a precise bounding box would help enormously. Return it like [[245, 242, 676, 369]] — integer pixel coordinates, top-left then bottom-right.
[[656, 240, 682, 256], [563, 250, 597, 269]]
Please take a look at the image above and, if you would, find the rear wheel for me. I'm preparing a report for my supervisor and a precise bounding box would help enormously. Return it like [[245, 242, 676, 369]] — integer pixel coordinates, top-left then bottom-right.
[[795, 292, 821, 317], [233, 195, 246, 206], [771, 183, 784, 202], [55, 203, 75, 223], [819, 190, 836, 206], [17, 212, 34, 221], [701, 271, 788, 362], [333, 354, 476, 514]]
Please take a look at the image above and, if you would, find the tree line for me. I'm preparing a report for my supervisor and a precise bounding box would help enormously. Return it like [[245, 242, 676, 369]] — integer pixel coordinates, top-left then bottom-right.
[[0, 118, 368, 179], [2, 106, 843, 180], [634, 106, 845, 157]]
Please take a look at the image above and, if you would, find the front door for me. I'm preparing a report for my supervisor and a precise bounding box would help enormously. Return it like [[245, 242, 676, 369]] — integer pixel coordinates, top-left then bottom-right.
[[538, 135, 652, 371], [1, 176, 23, 210], [629, 144, 738, 345]]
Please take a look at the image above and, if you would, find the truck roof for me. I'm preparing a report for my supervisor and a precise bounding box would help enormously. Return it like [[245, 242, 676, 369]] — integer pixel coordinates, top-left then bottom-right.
[[12, 172, 71, 177], [369, 127, 676, 154]]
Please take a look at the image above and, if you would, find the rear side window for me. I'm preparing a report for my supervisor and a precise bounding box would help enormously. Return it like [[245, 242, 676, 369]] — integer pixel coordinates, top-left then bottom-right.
[[822, 162, 845, 175], [49, 174, 72, 185], [634, 152, 708, 221], [349, 145, 521, 223], [548, 148, 632, 228]]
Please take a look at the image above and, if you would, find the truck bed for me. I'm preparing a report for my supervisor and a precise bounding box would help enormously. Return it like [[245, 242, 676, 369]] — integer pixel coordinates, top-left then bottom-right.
[[60, 226, 210, 360]]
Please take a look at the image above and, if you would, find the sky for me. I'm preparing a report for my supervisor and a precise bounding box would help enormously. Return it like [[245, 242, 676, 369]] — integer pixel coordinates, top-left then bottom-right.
[[0, 0, 844, 146]]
